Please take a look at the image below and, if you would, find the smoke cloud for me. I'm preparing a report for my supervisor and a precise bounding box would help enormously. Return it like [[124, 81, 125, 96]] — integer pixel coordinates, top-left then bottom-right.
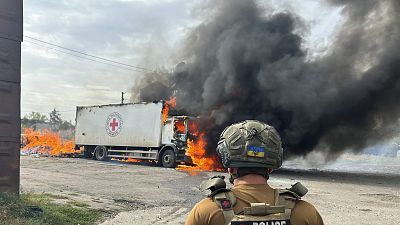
[[132, 0, 400, 160]]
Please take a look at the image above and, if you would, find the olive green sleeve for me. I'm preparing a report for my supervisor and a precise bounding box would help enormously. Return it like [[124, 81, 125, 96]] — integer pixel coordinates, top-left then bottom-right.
[[185, 202, 205, 225], [291, 200, 324, 225], [185, 198, 226, 225]]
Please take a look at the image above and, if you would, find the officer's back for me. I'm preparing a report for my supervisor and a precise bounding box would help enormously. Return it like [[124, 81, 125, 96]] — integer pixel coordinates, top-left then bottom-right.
[[185, 120, 324, 225]]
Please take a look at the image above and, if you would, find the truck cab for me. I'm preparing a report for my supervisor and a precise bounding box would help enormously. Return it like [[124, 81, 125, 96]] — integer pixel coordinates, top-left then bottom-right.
[[161, 116, 192, 167]]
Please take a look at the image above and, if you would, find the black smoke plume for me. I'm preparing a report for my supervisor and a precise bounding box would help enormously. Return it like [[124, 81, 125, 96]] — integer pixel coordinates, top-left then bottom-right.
[[132, 0, 400, 159]]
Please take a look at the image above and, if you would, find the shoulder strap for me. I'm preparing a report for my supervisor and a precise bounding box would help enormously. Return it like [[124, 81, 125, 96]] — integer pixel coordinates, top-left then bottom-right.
[[277, 190, 297, 209], [201, 176, 236, 224], [212, 191, 237, 225], [276, 189, 302, 209], [275, 182, 308, 209]]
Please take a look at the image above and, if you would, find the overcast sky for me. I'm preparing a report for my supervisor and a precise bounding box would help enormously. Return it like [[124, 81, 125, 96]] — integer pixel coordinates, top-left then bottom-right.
[[22, 0, 342, 122]]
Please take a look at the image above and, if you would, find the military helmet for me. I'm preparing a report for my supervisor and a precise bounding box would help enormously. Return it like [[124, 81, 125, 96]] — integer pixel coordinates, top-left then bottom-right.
[[216, 120, 283, 169]]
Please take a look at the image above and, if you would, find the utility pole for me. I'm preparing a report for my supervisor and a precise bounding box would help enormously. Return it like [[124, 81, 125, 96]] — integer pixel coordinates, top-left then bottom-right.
[[397, 143, 400, 157], [121, 92, 125, 104], [0, 0, 23, 194]]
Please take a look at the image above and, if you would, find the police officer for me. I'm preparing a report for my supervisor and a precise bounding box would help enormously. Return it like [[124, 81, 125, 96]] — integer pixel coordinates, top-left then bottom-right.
[[185, 120, 324, 225]]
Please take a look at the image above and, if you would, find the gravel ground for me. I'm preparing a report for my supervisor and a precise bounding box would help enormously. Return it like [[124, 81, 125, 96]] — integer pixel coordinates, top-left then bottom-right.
[[20, 156, 400, 225]]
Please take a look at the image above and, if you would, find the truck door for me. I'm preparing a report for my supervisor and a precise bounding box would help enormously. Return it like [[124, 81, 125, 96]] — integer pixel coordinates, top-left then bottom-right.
[[173, 118, 187, 145]]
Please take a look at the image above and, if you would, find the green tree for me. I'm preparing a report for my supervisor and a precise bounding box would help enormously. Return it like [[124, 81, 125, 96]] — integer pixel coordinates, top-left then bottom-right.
[[21, 112, 49, 130], [23, 112, 48, 122], [49, 108, 63, 131], [59, 120, 74, 130]]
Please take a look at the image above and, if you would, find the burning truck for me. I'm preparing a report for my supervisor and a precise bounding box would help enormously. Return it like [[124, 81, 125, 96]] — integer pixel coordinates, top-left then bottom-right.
[[74, 100, 195, 168]]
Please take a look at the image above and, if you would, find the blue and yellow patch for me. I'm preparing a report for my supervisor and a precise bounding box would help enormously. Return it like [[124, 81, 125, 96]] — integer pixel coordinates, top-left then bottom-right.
[[247, 146, 265, 158]]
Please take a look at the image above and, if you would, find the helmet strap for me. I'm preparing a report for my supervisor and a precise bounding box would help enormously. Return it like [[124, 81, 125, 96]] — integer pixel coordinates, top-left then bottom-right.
[[229, 173, 237, 184]]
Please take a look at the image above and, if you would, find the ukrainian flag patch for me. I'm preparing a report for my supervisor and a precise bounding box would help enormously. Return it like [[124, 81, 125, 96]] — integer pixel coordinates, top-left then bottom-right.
[[247, 146, 265, 157]]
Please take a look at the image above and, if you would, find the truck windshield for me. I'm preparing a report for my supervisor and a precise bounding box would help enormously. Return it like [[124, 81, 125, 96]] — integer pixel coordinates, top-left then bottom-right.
[[174, 120, 186, 134]]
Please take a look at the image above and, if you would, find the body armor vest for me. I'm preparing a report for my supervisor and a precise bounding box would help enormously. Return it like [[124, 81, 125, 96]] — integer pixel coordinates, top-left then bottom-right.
[[201, 176, 308, 225]]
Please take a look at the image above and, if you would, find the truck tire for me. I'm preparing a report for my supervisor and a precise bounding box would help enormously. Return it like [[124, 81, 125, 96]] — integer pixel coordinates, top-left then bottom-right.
[[161, 149, 176, 168], [94, 146, 108, 161]]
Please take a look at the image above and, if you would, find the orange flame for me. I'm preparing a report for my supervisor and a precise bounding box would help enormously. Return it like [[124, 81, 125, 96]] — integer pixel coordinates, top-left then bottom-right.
[[21, 128, 76, 156], [111, 157, 143, 163], [124, 158, 143, 163], [174, 120, 185, 133], [162, 97, 177, 123], [177, 121, 223, 174]]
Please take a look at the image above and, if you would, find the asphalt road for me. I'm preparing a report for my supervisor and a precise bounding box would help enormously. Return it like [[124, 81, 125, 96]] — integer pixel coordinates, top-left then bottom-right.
[[20, 156, 400, 225]]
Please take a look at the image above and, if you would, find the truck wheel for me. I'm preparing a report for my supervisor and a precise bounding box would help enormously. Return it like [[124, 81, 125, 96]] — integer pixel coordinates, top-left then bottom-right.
[[94, 146, 108, 161], [161, 149, 176, 168]]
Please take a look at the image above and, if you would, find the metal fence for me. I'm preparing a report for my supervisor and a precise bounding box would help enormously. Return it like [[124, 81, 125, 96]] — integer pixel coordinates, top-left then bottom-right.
[[0, 0, 23, 194]]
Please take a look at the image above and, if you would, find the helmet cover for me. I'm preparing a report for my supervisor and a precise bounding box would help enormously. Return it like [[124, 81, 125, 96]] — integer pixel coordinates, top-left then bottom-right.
[[216, 120, 283, 169]]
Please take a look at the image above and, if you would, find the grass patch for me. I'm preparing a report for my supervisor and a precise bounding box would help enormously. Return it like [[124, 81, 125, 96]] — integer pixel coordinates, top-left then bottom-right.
[[40, 193, 69, 200], [67, 193, 79, 197], [0, 193, 102, 225], [67, 200, 90, 208]]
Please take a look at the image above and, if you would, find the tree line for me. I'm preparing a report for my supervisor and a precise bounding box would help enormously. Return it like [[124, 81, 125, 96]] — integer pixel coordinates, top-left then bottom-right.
[[21, 109, 74, 132]]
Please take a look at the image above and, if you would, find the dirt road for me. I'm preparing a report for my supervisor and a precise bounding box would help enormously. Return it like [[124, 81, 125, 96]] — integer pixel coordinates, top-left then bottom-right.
[[20, 156, 400, 225]]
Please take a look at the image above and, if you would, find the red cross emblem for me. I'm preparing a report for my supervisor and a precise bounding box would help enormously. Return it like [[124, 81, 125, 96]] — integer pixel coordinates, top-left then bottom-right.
[[106, 112, 123, 137], [109, 118, 119, 131]]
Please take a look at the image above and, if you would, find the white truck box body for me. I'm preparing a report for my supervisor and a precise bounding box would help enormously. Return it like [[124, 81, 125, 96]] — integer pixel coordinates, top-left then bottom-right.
[[75, 102, 164, 147]]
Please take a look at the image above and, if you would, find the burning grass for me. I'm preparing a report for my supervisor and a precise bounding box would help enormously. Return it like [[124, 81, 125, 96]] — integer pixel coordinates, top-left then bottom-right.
[[21, 128, 78, 157]]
